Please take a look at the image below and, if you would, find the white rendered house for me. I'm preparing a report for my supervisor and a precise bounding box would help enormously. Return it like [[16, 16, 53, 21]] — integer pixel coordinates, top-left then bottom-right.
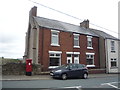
[[90, 29, 119, 73], [105, 39, 119, 73]]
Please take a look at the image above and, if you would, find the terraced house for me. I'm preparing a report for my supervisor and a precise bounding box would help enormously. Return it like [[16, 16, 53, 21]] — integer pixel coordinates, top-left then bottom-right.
[[24, 6, 118, 73], [90, 29, 119, 73]]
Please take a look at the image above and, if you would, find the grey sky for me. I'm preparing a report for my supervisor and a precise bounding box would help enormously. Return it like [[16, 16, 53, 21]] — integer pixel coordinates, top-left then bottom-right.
[[0, 0, 119, 58]]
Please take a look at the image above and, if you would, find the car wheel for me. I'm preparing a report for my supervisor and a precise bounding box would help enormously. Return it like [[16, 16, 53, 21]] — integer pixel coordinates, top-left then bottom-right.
[[83, 73, 88, 79], [61, 73, 67, 80]]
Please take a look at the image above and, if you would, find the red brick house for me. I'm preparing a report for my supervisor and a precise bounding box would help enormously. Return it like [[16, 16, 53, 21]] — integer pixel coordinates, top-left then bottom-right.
[[24, 6, 101, 72]]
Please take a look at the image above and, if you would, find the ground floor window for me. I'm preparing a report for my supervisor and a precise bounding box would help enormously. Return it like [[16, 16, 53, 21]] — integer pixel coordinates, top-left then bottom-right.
[[111, 58, 117, 68], [86, 54, 94, 65], [50, 58, 59, 66], [49, 52, 61, 68]]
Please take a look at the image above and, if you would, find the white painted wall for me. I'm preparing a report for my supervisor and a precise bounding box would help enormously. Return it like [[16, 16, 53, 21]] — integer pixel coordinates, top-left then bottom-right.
[[106, 39, 118, 73]]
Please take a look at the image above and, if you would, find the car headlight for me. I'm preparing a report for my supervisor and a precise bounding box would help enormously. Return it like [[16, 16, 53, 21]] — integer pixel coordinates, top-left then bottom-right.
[[55, 70, 62, 72]]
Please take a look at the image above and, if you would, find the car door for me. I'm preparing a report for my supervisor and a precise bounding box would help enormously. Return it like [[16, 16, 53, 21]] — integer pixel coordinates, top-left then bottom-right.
[[67, 64, 78, 78], [77, 64, 85, 77]]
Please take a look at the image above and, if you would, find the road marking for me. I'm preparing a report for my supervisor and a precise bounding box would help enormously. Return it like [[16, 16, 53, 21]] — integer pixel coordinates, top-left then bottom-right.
[[62, 86, 81, 90], [101, 82, 120, 89]]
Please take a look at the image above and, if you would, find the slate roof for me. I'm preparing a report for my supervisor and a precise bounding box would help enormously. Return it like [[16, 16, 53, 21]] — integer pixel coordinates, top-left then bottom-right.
[[33, 16, 98, 37], [90, 29, 118, 40]]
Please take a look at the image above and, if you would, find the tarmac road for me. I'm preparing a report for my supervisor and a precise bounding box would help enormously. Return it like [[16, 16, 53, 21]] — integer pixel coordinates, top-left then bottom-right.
[[2, 74, 119, 89]]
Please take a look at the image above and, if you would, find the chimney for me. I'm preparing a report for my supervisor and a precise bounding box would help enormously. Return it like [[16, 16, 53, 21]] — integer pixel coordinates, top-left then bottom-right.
[[80, 19, 89, 29], [29, 6, 37, 17]]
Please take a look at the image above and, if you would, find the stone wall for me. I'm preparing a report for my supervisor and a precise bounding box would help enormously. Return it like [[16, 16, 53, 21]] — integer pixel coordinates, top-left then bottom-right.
[[2, 62, 41, 75]]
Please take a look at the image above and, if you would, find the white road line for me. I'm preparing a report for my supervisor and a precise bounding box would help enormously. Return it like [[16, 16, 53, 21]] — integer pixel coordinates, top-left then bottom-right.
[[62, 86, 81, 90], [101, 82, 120, 89], [101, 82, 118, 85], [107, 83, 119, 89]]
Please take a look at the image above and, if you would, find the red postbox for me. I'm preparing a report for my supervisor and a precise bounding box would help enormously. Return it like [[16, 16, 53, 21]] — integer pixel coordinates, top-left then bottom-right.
[[26, 59, 32, 76]]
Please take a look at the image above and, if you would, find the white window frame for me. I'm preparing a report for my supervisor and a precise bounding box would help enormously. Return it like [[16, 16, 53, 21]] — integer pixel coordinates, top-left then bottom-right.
[[111, 41, 115, 52], [48, 51, 62, 69], [86, 53, 95, 67], [87, 36, 93, 49], [74, 34, 80, 48], [110, 58, 117, 68], [51, 30, 60, 46]]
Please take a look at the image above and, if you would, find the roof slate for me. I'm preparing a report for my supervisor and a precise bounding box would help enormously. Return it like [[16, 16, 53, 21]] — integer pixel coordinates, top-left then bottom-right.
[[34, 16, 98, 37], [90, 29, 118, 40]]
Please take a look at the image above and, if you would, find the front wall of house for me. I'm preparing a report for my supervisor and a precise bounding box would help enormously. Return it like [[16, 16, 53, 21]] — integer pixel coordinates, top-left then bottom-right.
[[38, 27, 99, 71], [106, 39, 118, 73]]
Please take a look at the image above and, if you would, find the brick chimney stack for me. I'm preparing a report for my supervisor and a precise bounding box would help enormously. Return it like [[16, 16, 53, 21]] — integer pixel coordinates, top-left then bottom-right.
[[80, 19, 89, 29], [29, 6, 37, 17]]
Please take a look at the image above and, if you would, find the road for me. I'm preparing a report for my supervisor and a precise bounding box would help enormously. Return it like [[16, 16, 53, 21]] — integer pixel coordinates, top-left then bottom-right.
[[2, 75, 119, 90]]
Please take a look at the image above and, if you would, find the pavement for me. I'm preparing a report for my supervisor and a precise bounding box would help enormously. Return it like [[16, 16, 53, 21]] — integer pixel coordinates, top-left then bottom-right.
[[1, 74, 118, 81]]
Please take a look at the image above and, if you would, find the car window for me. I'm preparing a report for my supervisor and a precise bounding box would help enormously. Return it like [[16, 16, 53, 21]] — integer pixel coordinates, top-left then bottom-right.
[[69, 64, 78, 69], [57, 64, 69, 69], [78, 64, 85, 68]]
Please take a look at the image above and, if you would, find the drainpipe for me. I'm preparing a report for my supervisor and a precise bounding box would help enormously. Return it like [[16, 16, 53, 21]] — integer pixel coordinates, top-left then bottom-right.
[[105, 39, 108, 73]]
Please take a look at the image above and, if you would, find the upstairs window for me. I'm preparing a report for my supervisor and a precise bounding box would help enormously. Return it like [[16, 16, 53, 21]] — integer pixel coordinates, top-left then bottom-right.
[[87, 36, 93, 49], [74, 34, 80, 48], [111, 41, 115, 52], [51, 30, 59, 46]]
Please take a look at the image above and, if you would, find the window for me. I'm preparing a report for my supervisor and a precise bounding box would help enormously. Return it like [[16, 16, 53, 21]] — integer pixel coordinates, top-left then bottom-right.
[[74, 34, 80, 48], [111, 41, 115, 52], [49, 53, 61, 66], [49, 51, 62, 69], [87, 36, 93, 49], [50, 58, 59, 66], [86, 54, 94, 65], [69, 64, 78, 69], [67, 54, 72, 57], [74, 54, 79, 57], [51, 30, 59, 46], [111, 58, 117, 68], [78, 64, 85, 68]]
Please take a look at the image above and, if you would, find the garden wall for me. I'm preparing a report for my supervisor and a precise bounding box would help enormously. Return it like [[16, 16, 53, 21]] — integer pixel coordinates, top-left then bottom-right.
[[2, 62, 41, 75]]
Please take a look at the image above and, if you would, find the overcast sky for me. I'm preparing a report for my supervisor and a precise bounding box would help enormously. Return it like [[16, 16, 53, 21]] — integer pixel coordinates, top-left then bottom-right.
[[0, 0, 119, 59]]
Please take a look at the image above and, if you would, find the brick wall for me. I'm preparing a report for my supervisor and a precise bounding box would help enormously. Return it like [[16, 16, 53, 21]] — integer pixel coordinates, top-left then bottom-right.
[[38, 27, 99, 71], [2, 63, 41, 75]]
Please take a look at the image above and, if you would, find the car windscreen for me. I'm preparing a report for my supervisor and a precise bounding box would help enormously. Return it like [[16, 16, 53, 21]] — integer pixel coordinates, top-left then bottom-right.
[[57, 64, 69, 69]]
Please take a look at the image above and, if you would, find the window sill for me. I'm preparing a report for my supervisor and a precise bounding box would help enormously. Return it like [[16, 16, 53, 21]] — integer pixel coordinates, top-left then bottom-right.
[[48, 66, 59, 69], [87, 47, 93, 49], [51, 44, 60, 47], [74, 46, 80, 48], [86, 65, 95, 67]]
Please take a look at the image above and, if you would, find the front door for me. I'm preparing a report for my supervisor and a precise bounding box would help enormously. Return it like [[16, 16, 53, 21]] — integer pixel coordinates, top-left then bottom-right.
[[74, 54, 79, 64], [67, 54, 72, 64]]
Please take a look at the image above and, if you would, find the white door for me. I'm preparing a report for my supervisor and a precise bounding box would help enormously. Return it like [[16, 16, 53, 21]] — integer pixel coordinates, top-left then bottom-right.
[[74, 54, 79, 64], [67, 54, 72, 64]]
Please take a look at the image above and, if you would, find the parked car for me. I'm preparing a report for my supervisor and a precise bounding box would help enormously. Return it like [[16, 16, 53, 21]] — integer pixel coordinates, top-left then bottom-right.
[[50, 63, 88, 80]]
